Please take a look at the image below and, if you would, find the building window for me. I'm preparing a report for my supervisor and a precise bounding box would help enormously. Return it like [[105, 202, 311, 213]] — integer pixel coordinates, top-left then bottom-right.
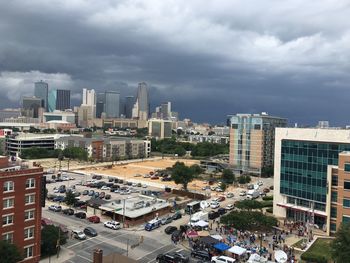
[[345, 163, 350, 172], [3, 198, 14, 209], [343, 216, 350, 224], [2, 232, 13, 243], [25, 194, 35, 205], [3, 181, 14, 192], [24, 210, 35, 221], [2, 214, 14, 226], [24, 245, 34, 259], [331, 207, 337, 218], [344, 181, 350, 190], [343, 199, 350, 208], [330, 223, 337, 232], [331, 191, 338, 203], [332, 175, 338, 186], [24, 227, 35, 240], [25, 178, 35, 189]]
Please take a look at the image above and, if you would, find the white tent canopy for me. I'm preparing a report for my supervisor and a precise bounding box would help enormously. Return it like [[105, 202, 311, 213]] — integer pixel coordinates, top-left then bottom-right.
[[274, 250, 288, 263], [228, 245, 247, 256], [248, 253, 268, 263], [194, 220, 209, 227], [211, 234, 223, 240]]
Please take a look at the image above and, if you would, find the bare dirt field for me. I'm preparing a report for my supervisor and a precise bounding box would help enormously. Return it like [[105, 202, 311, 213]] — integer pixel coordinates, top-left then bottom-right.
[[79, 158, 212, 191]]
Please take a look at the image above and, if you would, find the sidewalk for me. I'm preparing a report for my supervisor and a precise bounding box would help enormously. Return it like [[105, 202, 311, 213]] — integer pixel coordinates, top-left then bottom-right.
[[40, 247, 75, 263]]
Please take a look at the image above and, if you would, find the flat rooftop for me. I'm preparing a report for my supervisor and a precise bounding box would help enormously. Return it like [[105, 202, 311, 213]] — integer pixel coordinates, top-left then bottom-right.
[[99, 195, 169, 219]]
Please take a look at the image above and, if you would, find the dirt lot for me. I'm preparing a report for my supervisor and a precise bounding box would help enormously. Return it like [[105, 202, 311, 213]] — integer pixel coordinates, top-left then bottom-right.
[[79, 158, 211, 191]]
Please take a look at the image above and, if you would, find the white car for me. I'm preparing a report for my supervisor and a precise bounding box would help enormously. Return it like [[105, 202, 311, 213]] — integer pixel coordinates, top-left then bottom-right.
[[142, 184, 148, 188], [143, 174, 150, 178], [215, 187, 223, 192], [101, 186, 110, 190], [211, 255, 236, 263], [225, 204, 235, 210], [258, 180, 263, 186], [104, 221, 121, 230], [226, 192, 234, 198], [239, 190, 247, 196], [210, 202, 220, 209], [72, 230, 86, 240], [62, 176, 69, 181]]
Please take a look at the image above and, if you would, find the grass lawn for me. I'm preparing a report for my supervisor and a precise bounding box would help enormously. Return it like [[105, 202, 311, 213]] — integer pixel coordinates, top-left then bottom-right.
[[301, 238, 332, 262], [292, 238, 308, 249]]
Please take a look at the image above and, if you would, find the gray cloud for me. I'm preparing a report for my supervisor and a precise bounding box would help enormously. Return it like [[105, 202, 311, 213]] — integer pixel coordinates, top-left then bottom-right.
[[0, 0, 350, 125]]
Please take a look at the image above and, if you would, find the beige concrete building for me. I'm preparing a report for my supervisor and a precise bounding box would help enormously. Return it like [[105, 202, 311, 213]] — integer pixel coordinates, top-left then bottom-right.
[[148, 119, 172, 139], [228, 113, 287, 175]]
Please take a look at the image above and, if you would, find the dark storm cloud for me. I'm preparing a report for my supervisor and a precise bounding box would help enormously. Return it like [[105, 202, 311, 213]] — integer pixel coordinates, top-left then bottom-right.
[[1, 0, 350, 125]]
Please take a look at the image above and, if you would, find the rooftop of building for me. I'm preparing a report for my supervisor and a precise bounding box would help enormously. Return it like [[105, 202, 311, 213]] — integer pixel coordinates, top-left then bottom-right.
[[7, 133, 70, 140], [99, 195, 169, 219], [228, 112, 287, 120], [0, 156, 43, 173]]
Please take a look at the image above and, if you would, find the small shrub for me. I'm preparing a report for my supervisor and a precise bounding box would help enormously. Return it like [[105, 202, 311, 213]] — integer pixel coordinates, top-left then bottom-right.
[[262, 195, 273, 201], [266, 208, 273, 213]]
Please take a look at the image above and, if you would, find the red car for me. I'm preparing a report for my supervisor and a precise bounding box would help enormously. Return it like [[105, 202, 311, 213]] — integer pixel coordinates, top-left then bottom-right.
[[151, 175, 159, 180], [216, 196, 226, 202], [87, 215, 100, 223]]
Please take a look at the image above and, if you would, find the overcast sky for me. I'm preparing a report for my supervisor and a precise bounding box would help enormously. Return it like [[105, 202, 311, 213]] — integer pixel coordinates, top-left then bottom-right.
[[1, 0, 350, 125]]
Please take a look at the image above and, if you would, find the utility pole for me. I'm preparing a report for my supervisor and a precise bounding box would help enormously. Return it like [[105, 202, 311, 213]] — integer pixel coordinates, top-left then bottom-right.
[[123, 198, 126, 228]]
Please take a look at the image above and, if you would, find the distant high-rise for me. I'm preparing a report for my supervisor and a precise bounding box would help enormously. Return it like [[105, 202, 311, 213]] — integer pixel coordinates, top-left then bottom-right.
[[96, 93, 105, 118], [124, 96, 134, 119], [22, 96, 42, 118], [48, 90, 57, 112], [134, 82, 149, 121], [82, 89, 96, 118], [160, 102, 171, 119], [34, 81, 48, 110], [104, 91, 120, 118], [56, 90, 70, 110]]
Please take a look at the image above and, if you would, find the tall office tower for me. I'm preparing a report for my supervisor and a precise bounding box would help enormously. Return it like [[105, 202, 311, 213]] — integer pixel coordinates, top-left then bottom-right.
[[82, 89, 96, 118], [273, 128, 350, 236], [134, 82, 149, 120], [22, 97, 42, 118], [56, 89, 71, 110], [160, 102, 171, 119], [34, 81, 48, 111], [96, 93, 105, 118], [104, 91, 120, 118], [124, 96, 134, 119], [229, 113, 287, 176], [0, 156, 44, 262], [48, 90, 57, 112]]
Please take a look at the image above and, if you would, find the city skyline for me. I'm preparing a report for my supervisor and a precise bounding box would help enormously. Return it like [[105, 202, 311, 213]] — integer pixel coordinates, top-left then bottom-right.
[[0, 1, 350, 125]]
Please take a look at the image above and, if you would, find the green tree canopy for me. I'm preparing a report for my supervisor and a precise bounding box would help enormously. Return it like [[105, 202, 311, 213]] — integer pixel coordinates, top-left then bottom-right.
[[235, 200, 263, 211], [63, 147, 88, 161], [222, 169, 235, 184], [0, 241, 23, 263], [331, 222, 350, 263], [220, 211, 277, 232], [65, 190, 76, 207], [238, 175, 251, 184], [41, 225, 67, 257], [171, 162, 195, 191]]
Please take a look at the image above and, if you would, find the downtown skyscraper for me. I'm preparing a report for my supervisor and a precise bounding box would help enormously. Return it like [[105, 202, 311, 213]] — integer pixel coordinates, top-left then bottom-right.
[[132, 82, 149, 121], [34, 81, 48, 111]]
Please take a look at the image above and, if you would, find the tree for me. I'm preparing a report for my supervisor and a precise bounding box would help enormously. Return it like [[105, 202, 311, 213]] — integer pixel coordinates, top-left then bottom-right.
[[220, 182, 227, 192], [261, 166, 274, 178], [41, 225, 67, 257], [331, 222, 350, 262], [0, 241, 23, 263], [65, 190, 76, 207], [220, 210, 277, 232], [171, 162, 195, 191], [238, 175, 251, 184], [190, 164, 204, 175], [222, 169, 235, 184]]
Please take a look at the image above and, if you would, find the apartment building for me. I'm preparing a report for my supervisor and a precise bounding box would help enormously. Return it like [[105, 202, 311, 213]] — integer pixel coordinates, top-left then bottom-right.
[[273, 128, 350, 235], [0, 156, 43, 262], [229, 113, 287, 175]]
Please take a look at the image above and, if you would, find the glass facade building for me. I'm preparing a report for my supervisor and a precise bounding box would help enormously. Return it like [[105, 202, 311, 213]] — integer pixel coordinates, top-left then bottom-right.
[[104, 91, 120, 118], [34, 81, 48, 110], [56, 90, 70, 110], [48, 90, 57, 112]]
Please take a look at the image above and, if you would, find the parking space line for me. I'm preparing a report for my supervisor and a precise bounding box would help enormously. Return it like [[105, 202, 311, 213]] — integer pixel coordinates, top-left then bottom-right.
[[77, 254, 93, 262]]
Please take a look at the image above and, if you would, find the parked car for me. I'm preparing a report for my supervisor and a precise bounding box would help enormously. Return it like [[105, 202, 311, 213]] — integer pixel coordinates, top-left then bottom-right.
[[208, 211, 220, 220], [87, 215, 100, 223], [151, 175, 159, 180], [210, 202, 220, 209], [101, 186, 110, 190], [48, 205, 62, 212], [156, 252, 189, 263], [84, 227, 97, 237], [216, 196, 225, 202], [53, 196, 65, 202], [215, 187, 223, 192], [75, 212, 86, 219], [99, 192, 105, 199], [142, 184, 148, 188], [72, 230, 86, 240], [225, 204, 234, 210], [172, 212, 182, 220], [104, 221, 121, 230], [239, 190, 247, 196], [218, 208, 227, 215], [263, 188, 270, 193], [161, 216, 173, 225], [191, 250, 211, 261], [269, 185, 274, 190], [82, 190, 89, 195], [62, 208, 74, 215], [258, 180, 263, 186], [94, 192, 100, 198], [164, 226, 178, 235], [105, 194, 111, 200], [88, 190, 95, 196], [211, 255, 236, 263], [226, 192, 234, 198]]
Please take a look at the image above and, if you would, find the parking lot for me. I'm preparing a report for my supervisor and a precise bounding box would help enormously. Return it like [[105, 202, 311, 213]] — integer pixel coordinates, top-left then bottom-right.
[[43, 170, 273, 262]]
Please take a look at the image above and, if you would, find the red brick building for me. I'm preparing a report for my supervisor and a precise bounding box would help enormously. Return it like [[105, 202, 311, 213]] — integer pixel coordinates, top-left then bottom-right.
[[0, 156, 43, 262]]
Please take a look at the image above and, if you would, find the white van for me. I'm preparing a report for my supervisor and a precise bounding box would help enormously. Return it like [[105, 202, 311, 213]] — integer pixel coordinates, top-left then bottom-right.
[[211, 255, 236, 263]]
